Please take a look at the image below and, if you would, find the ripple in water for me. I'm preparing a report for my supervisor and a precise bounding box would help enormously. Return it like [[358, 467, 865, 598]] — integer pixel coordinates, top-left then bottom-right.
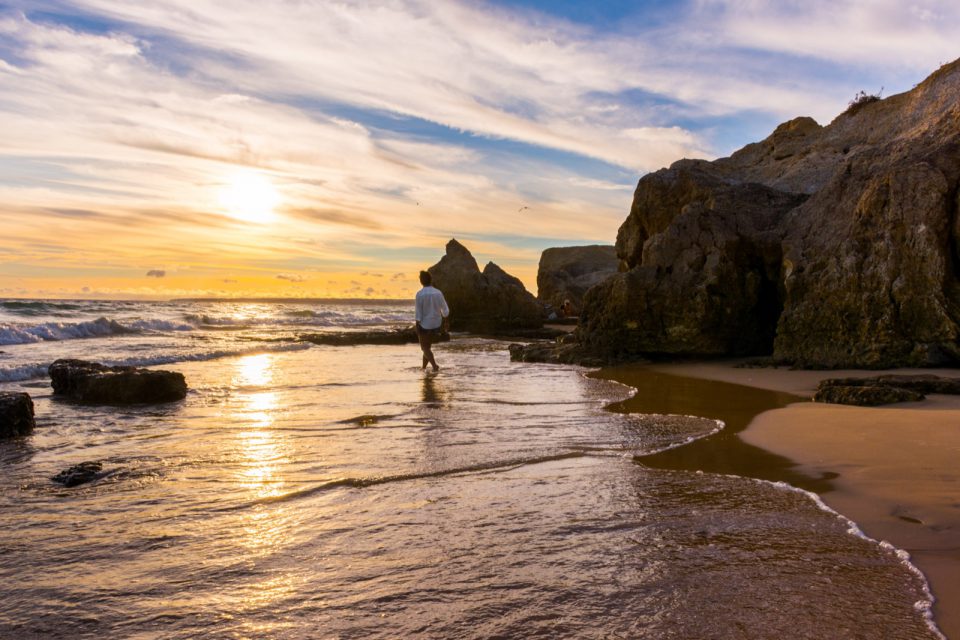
[[0, 338, 942, 638]]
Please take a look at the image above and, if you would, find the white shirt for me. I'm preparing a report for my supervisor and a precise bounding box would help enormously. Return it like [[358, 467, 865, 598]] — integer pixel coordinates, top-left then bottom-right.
[[415, 286, 449, 330]]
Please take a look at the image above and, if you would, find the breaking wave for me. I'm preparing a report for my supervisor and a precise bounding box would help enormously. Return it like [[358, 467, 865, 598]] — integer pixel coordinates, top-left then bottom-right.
[[0, 317, 195, 346]]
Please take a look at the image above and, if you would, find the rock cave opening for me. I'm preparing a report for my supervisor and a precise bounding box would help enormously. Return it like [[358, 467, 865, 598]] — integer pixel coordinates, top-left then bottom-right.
[[750, 269, 784, 356]]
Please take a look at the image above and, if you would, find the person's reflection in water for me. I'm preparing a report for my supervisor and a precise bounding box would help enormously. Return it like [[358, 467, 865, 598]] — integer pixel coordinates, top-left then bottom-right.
[[421, 372, 447, 406]]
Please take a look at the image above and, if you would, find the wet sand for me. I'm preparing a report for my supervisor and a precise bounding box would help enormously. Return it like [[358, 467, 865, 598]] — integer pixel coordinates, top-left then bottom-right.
[[611, 361, 960, 640]]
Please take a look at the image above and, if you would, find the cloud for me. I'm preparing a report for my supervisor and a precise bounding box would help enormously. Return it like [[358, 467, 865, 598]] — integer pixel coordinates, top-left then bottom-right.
[[1, 2, 957, 298], [276, 273, 306, 282], [146, 269, 165, 277]]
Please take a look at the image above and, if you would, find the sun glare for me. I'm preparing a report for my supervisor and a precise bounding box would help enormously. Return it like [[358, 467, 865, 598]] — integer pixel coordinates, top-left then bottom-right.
[[218, 171, 280, 224]]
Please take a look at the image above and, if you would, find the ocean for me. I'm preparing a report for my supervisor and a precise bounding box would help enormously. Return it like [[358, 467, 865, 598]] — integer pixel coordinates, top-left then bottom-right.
[[0, 299, 944, 638]]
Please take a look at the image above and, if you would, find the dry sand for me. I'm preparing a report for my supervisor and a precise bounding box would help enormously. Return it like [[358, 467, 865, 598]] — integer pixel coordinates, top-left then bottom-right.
[[646, 361, 960, 640]]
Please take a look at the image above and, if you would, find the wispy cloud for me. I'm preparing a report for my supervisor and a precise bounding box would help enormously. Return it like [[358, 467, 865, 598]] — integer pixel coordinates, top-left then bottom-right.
[[0, 1, 956, 297]]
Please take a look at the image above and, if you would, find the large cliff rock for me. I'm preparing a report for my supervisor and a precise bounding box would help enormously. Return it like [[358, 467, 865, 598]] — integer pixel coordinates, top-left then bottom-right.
[[428, 239, 543, 333], [579, 59, 960, 368], [537, 245, 619, 310]]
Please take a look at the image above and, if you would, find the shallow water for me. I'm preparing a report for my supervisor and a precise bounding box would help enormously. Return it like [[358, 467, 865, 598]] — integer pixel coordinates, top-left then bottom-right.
[[0, 304, 944, 638]]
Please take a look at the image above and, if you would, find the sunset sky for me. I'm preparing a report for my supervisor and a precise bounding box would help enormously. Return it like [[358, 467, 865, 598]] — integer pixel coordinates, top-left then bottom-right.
[[1, 0, 957, 299]]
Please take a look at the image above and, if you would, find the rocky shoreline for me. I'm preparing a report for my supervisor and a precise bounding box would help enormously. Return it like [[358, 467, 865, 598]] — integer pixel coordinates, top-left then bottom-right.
[[523, 59, 960, 371]]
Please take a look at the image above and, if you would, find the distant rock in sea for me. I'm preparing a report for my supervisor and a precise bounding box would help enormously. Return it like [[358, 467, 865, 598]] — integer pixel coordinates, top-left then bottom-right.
[[577, 58, 960, 368], [536, 245, 618, 311], [49, 359, 187, 405], [428, 239, 544, 333], [0, 392, 34, 438], [300, 327, 449, 346]]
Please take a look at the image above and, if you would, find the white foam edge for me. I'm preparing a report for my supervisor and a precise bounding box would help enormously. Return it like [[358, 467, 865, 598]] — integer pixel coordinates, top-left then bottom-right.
[[743, 475, 945, 640], [0, 342, 312, 383]]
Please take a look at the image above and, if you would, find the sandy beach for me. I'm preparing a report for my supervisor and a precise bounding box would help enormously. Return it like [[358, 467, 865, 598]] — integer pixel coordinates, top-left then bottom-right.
[[639, 361, 960, 640]]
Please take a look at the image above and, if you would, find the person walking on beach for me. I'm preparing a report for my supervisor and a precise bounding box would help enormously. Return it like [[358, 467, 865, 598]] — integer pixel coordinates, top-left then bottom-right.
[[415, 270, 449, 372]]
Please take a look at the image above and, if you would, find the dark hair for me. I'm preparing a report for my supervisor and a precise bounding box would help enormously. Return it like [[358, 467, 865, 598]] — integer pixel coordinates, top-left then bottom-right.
[[419, 270, 432, 286]]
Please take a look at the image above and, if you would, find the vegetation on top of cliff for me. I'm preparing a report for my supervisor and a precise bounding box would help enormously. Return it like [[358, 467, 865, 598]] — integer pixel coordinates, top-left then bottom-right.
[[844, 88, 883, 115]]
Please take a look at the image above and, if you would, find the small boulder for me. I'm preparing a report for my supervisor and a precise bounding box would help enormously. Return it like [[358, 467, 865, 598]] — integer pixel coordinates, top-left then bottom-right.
[[813, 384, 924, 406], [52, 461, 103, 487], [818, 374, 960, 395], [48, 359, 187, 405], [0, 392, 35, 438]]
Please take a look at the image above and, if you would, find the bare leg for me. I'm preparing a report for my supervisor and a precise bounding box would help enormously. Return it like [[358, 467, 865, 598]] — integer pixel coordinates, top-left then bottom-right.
[[418, 328, 437, 370]]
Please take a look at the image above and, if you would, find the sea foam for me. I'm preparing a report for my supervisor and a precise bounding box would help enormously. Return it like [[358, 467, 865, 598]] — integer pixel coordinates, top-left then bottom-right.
[[0, 317, 194, 346]]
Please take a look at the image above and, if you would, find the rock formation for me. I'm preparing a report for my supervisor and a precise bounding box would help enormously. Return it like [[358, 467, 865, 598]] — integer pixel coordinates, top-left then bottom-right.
[[537, 245, 619, 310], [579, 59, 960, 368], [0, 392, 34, 438], [49, 359, 187, 405], [300, 327, 447, 346], [428, 239, 544, 333], [813, 374, 960, 406]]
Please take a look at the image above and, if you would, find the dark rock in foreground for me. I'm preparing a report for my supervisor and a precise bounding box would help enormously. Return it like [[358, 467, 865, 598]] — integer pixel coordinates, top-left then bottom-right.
[[813, 385, 925, 406], [52, 461, 103, 487], [49, 359, 187, 405], [300, 326, 450, 346], [537, 245, 619, 310], [579, 59, 960, 368], [429, 239, 544, 333], [0, 392, 35, 438]]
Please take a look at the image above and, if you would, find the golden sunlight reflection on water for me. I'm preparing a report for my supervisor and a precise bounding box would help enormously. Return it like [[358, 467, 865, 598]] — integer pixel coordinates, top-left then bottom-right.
[[233, 353, 288, 499]]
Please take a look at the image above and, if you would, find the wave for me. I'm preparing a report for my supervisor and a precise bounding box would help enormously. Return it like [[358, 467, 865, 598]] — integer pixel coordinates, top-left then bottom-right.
[[230, 451, 586, 509], [0, 317, 195, 346], [756, 478, 946, 640], [0, 342, 312, 382], [184, 310, 411, 328], [0, 363, 51, 383]]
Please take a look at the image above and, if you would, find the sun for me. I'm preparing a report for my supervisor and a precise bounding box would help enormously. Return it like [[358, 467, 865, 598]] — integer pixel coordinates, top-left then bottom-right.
[[218, 170, 280, 224]]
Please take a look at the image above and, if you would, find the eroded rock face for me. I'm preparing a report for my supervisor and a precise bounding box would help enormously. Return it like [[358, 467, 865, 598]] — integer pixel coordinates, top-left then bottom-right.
[[0, 392, 34, 438], [580, 162, 805, 361], [49, 359, 187, 405], [537, 245, 619, 310], [580, 58, 960, 367], [428, 239, 543, 333]]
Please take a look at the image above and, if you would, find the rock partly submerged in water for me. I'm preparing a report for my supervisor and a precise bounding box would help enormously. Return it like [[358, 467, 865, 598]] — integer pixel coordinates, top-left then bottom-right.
[[814, 373, 960, 406], [0, 392, 35, 438], [300, 326, 437, 346], [508, 337, 609, 368], [52, 461, 103, 487], [48, 359, 187, 405]]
